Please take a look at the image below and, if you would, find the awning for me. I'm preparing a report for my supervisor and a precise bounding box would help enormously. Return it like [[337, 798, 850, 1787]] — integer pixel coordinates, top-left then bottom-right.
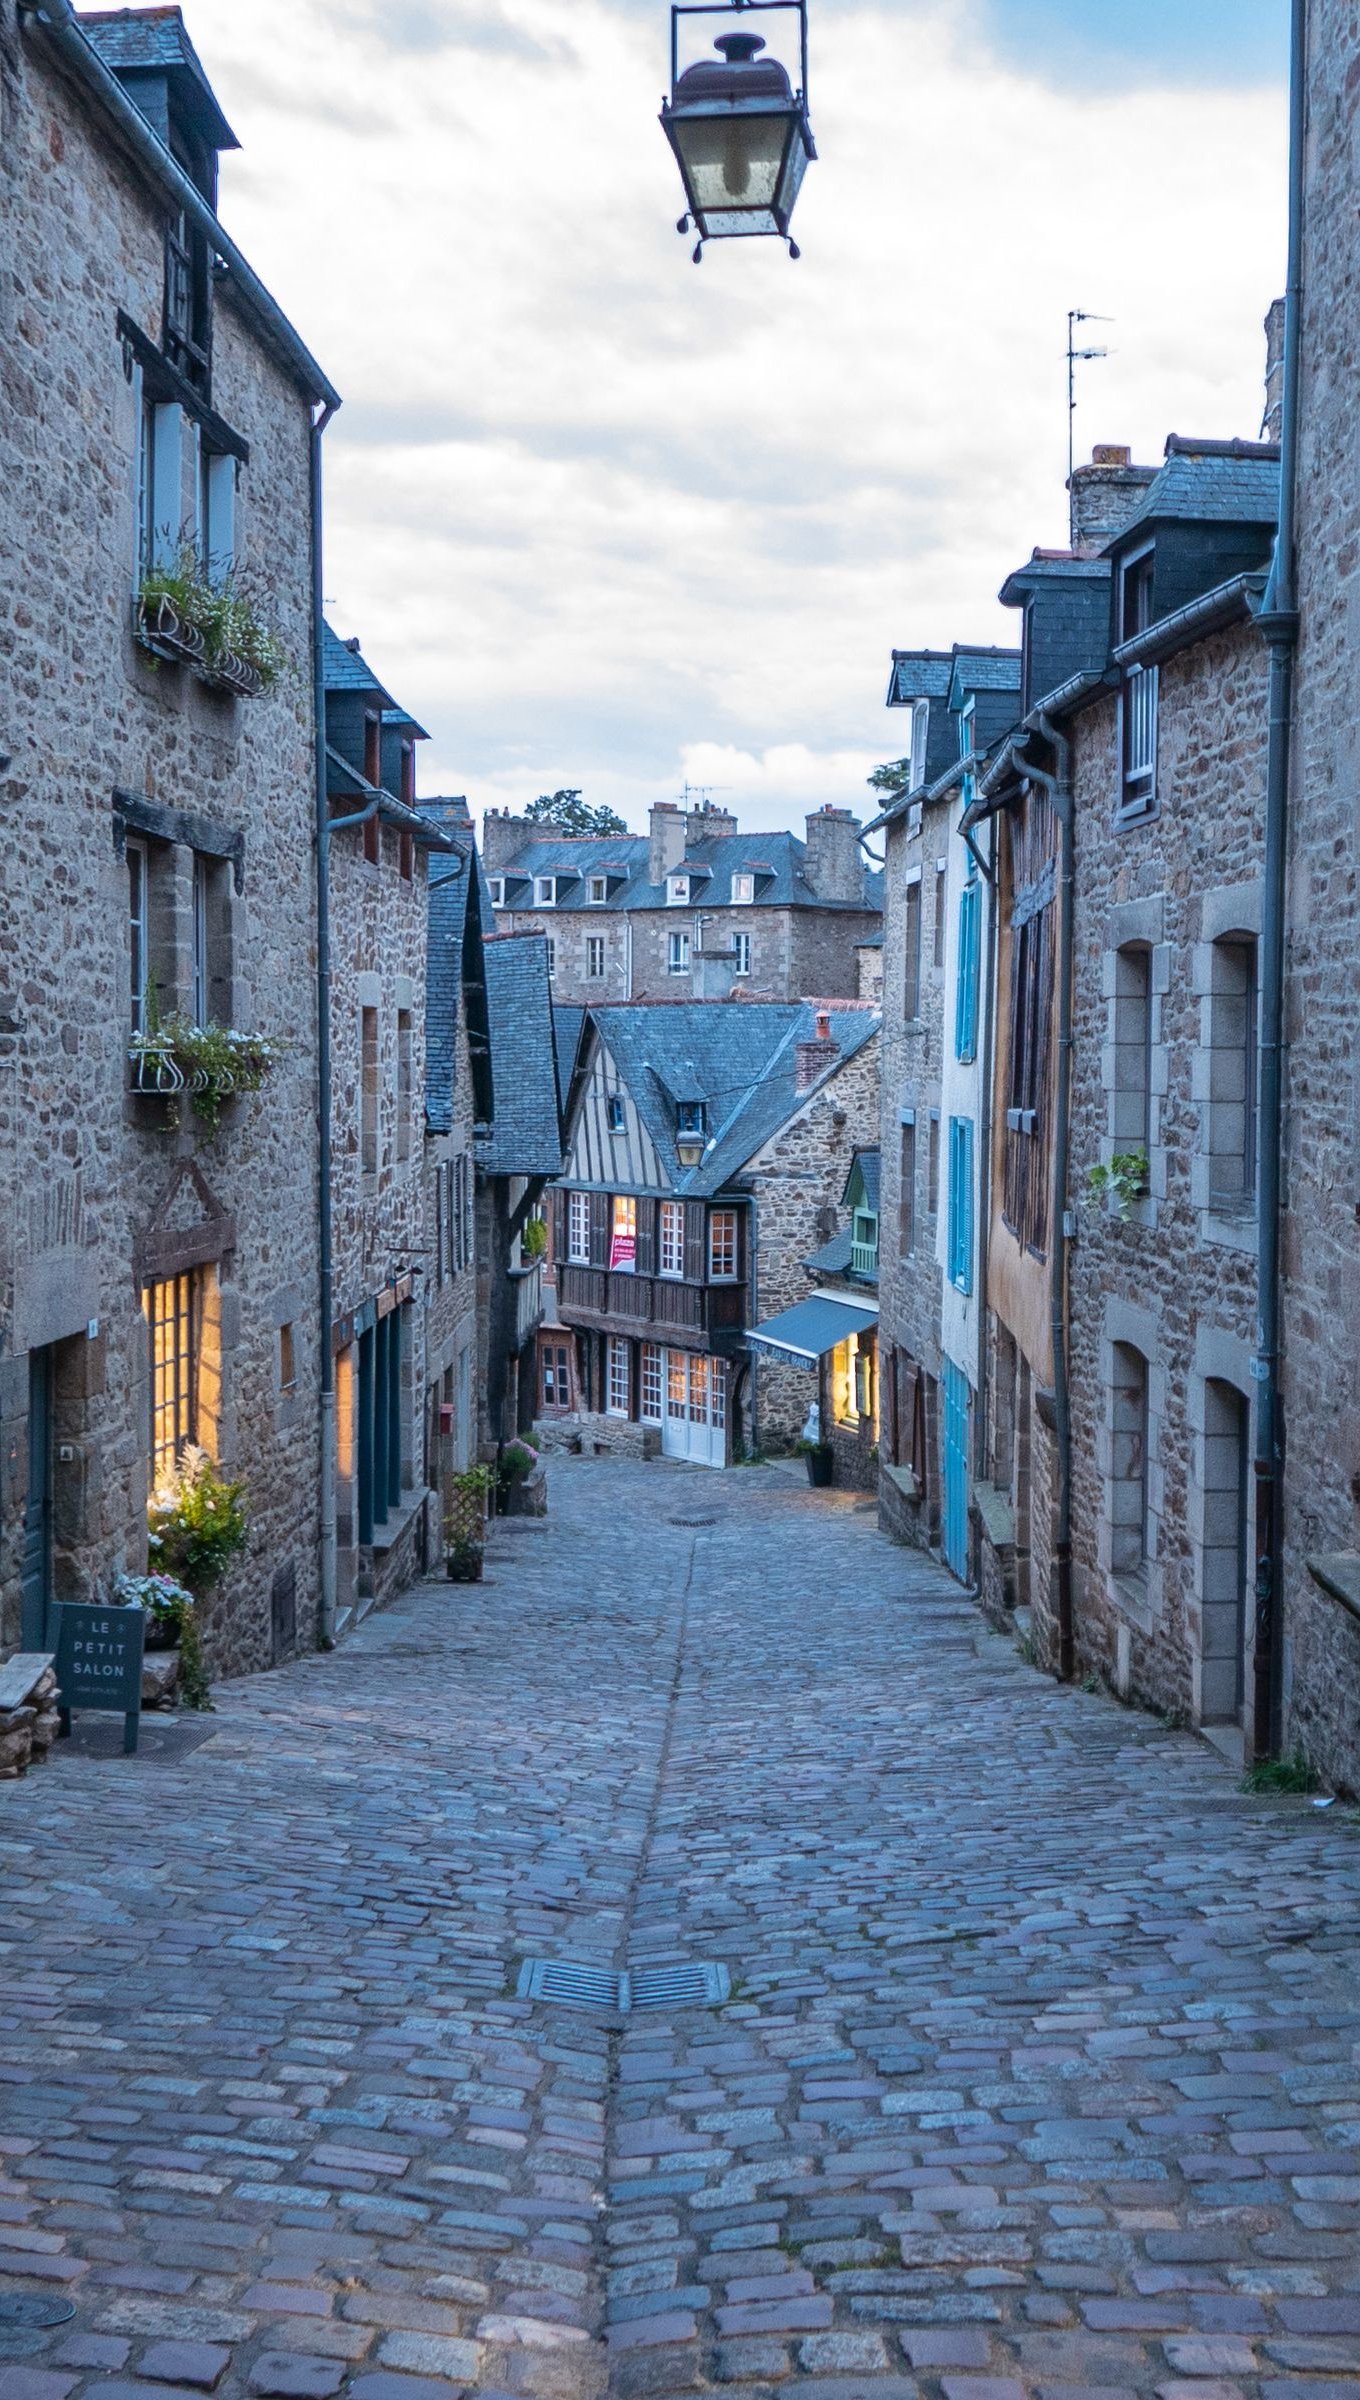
[[747, 1295, 879, 1367]]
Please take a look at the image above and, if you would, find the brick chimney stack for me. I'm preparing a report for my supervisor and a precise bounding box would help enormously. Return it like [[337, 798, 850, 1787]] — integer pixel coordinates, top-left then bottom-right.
[[796, 1008, 839, 1092], [649, 802, 687, 885], [1264, 298, 1286, 444], [686, 800, 738, 840], [1068, 444, 1159, 556], [480, 808, 539, 870], [802, 806, 863, 902]]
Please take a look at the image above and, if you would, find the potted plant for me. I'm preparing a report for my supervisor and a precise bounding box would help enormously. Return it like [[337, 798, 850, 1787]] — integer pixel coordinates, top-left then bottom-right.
[[797, 1436, 835, 1488], [113, 1571, 196, 1649], [146, 1447, 249, 1708], [446, 1464, 492, 1582]]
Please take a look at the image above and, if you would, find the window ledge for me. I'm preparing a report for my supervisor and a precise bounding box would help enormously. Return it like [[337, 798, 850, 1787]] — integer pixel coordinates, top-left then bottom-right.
[[972, 1480, 1015, 1554], [1108, 1569, 1156, 1636], [1201, 1209, 1256, 1255], [1306, 1553, 1360, 1628], [371, 1486, 432, 1558], [881, 1463, 920, 1503]]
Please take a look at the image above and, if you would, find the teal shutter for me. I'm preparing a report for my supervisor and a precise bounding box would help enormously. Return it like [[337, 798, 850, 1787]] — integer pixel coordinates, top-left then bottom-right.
[[955, 881, 980, 1064], [948, 1117, 974, 1294]]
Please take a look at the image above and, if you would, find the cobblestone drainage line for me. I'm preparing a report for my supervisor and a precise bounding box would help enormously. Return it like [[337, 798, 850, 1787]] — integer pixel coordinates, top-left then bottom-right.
[[516, 1958, 731, 2012]]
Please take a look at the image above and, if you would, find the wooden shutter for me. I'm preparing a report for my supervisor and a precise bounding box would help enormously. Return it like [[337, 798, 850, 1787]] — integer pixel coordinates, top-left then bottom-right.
[[881, 1346, 898, 1465], [635, 1198, 657, 1279], [685, 1202, 706, 1284], [552, 1186, 567, 1263], [589, 1191, 609, 1267], [435, 1165, 446, 1284]]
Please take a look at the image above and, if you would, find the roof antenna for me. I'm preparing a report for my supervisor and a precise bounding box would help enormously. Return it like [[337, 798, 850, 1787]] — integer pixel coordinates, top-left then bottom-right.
[[1068, 308, 1113, 545]]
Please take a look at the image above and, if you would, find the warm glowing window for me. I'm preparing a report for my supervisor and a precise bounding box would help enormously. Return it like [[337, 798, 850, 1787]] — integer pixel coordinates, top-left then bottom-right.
[[610, 1194, 637, 1272], [144, 1268, 218, 1478]]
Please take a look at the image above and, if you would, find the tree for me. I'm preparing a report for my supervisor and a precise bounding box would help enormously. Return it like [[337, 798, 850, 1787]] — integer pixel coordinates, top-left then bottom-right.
[[866, 758, 912, 797], [523, 789, 627, 836]]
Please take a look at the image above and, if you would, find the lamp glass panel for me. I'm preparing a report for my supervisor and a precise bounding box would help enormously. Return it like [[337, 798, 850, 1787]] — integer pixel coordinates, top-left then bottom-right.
[[672, 108, 793, 216]]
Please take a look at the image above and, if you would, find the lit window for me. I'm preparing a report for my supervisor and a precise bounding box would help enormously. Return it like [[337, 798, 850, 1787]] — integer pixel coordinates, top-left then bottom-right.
[[668, 931, 690, 975], [733, 931, 752, 977], [610, 1193, 637, 1271], [568, 1190, 590, 1264], [708, 1208, 738, 1280], [641, 1343, 664, 1423], [588, 875, 609, 904], [854, 1339, 875, 1421], [534, 876, 557, 907], [832, 1337, 857, 1428], [487, 877, 505, 907], [606, 1336, 631, 1419], [731, 872, 755, 906], [587, 936, 606, 980], [667, 874, 690, 906], [144, 1268, 213, 1478], [659, 1200, 685, 1278]]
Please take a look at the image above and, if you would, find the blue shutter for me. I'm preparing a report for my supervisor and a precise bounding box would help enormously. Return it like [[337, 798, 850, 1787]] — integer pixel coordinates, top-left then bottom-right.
[[956, 882, 980, 1064], [948, 1118, 975, 1294]]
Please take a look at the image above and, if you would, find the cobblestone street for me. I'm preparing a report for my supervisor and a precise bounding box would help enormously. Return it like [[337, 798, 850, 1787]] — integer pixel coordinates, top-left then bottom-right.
[[3, 1458, 1360, 2400]]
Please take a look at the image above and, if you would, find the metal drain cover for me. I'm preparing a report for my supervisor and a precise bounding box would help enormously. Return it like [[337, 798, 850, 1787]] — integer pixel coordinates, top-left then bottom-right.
[[0, 2296, 77, 2328], [669, 1513, 719, 1527], [517, 1959, 730, 2012]]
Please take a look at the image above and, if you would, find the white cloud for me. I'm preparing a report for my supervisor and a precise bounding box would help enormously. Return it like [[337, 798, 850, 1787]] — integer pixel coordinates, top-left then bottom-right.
[[195, 0, 1285, 833]]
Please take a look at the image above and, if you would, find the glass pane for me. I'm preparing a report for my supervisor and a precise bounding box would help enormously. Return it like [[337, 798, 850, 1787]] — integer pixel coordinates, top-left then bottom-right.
[[675, 110, 791, 215], [689, 1355, 710, 1422], [668, 1353, 688, 1418]]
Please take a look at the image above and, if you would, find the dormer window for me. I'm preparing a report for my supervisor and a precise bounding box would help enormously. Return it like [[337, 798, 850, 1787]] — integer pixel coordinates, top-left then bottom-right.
[[588, 875, 609, 904], [676, 1101, 706, 1137], [534, 875, 559, 908], [731, 872, 755, 906], [1118, 547, 1158, 825], [487, 877, 506, 907], [667, 874, 691, 906]]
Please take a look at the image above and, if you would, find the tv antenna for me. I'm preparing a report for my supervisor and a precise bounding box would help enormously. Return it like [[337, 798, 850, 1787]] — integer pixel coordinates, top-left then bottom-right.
[[1068, 308, 1113, 533], [679, 781, 731, 810]]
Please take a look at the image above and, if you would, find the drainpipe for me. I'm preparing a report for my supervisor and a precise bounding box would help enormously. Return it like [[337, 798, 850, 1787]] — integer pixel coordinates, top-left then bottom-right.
[[1252, 0, 1306, 1762], [310, 400, 341, 1647], [1013, 714, 1076, 1683], [974, 811, 999, 1565]]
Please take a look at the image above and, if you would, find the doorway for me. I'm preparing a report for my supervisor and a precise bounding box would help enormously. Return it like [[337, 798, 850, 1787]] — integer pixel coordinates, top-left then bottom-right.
[[21, 1349, 53, 1647], [1199, 1378, 1253, 1724]]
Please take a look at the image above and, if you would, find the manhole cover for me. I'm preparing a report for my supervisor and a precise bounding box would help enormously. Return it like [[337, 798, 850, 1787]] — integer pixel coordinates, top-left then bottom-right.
[[0, 2296, 77, 2328], [516, 1959, 730, 2012]]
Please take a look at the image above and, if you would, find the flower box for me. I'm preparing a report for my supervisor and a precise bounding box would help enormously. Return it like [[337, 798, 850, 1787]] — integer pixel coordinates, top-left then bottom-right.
[[129, 1040, 185, 1096], [135, 593, 206, 665]]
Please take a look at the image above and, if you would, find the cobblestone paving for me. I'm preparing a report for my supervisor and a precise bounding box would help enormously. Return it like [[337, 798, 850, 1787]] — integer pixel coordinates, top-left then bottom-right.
[[3, 1459, 1360, 2400]]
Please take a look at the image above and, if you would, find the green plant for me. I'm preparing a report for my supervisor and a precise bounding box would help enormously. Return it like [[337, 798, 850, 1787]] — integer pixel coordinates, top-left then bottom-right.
[[500, 1440, 539, 1484], [138, 543, 288, 690], [520, 1216, 548, 1261], [131, 1014, 279, 1130], [148, 1446, 249, 1595], [113, 1572, 212, 1713], [1086, 1148, 1151, 1221], [1242, 1748, 1319, 1795], [447, 1463, 492, 1556]]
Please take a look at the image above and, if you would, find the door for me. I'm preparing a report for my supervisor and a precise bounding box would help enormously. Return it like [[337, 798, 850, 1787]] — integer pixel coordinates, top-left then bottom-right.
[[21, 1349, 53, 1647], [662, 1350, 727, 1468], [942, 1358, 972, 1584]]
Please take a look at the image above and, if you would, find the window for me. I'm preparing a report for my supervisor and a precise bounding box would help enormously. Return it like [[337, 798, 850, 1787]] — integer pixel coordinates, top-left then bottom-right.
[[732, 931, 752, 977], [587, 936, 606, 980], [362, 814, 381, 868], [279, 1322, 297, 1395], [898, 1117, 916, 1258], [1003, 818, 1056, 1258], [144, 1269, 213, 1478], [955, 878, 981, 1063], [568, 1190, 590, 1264], [137, 396, 181, 582], [1111, 1342, 1154, 1582], [164, 204, 211, 391], [128, 839, 149, 1034], [487, 877, 506, 907], [399, 828, 414, 882], [910, 700, 929, 792], [1207, 937, 1259, 1211], [933, 864, 947, 970], [610, 1193, 637, 1271], [676, 1100, 705, 1137], [606, 1336, 631, 1418], [361, 1007, 379, 1175], [588, 875, 609, 904], [832, 1338, 858, 1428], [659, 1199, 685, 1279], [606, 1091, 626, 1132], [709, 1208, 738, 1281], [542, 1340, 572, 1411], [545, 937, 556, 980], [947, 1116, 975, 1294], [668, 930, 691, 975], [1112, 945, 1152, 1156], [731, 872, 755, 906], [667, 874, 690, 906], [400, 742, 416, 808], [534, 876, 557, 907], [191, 851, 209, 1027], [397, 1010, 413, 1162], [641, 1343, 664, 1423], [1119, 549, 1158, 819], [461, 1153, 474, 1269], [435, 1164, 447, 1283], [851, 1210, 878, 1275], [928, 1110, 940, 1217], [197, 444, 236, 587], [364, 713, 383, 788], [853, 1339, 875, 1422], [903, 876, 922, 1021]]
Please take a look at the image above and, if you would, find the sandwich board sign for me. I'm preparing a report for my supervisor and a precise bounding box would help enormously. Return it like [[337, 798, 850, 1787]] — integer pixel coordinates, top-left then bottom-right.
[[55, 1602, 145, 1754]]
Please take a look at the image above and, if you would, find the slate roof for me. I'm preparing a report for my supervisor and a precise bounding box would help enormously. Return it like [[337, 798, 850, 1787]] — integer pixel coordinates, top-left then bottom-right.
[[588, 1003, 879, 1198], [478, 938, 564, 1178], [805, 1228, 854, 1276], [551, 1006, 587, 1115], [948, 648, 1023, 697], [845, 1148, 880, 1212], [887, 651, 957, 706], [1110, 443, 1280, 548], [491, 829, 881, 915], [424, 858, 473, 1136], [322, 621, 397, 704], [82, 6, 239, 148]]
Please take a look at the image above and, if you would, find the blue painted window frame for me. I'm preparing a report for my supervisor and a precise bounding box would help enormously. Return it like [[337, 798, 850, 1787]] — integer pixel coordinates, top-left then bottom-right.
[[955, 877, 980, 1064], [948, 1115, 975, 1294]]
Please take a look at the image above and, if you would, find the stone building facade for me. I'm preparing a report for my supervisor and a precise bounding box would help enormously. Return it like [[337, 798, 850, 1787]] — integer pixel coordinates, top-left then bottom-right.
[[419, 802, 491, 1522], [0, 0, 337, 1677], [481, 800, 883, 1004]]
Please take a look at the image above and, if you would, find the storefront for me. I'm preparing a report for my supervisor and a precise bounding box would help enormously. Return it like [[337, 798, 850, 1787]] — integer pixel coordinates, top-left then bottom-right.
[[749, 1292, 879, 1487]]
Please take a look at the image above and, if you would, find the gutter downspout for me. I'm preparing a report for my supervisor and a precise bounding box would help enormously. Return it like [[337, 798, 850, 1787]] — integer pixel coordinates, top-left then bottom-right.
[[1252, 0, 1306, 1762], [1014, 715, 1076, 1683], [311, 401, 342, 1648], [974, 811, 999, 1576]]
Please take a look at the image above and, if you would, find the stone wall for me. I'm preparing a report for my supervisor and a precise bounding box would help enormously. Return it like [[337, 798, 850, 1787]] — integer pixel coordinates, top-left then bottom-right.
[[534, 1413, 661, 1461], [876, 801, 947, 1548], [0, 7, 324, 1679], [492, 903, 882, 1005]]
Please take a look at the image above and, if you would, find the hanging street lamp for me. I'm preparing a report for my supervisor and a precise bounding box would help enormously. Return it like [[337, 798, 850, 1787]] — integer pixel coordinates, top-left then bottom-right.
[[661, 0, 816, 263]]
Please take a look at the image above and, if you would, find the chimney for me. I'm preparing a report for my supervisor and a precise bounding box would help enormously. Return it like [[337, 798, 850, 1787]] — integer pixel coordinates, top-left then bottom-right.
[[687, 799, 738, 840], [802, 806, 863, 902], [692, 948, 736, 1000], [421, 794, 473, 836], [1263, 297, 1286, 443], [1068, 444, 1159, 556], [649, 802, 687, 885], [480, 808, 538, 870], [796, 1008, 839, 1092]]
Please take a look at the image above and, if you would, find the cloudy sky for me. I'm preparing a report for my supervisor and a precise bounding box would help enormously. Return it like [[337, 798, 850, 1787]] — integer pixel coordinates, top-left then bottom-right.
[[198, 0, 1287, 831]]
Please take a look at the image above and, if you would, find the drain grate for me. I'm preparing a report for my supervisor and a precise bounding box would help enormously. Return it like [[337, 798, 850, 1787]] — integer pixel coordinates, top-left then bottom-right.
[[517, 1959, 730, 2012]]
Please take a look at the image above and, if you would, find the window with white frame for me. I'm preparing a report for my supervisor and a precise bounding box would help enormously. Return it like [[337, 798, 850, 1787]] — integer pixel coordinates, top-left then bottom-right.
[[659, 1199, 685, 1279], [588, 874, 608, 904], [587, 935, 606, 980], [732, 930, 752, 977], [708, 1208, 738, 1281], [534, 875, 558, 907], [606, 1335, 630, 1418], [568, 1190, 590, 1263], [487, 877, 505, 907], [668, 930, 690, 974], [731, 872, 755, 905], [667, 874, 690, 906], [641, 1343, 664, 1423]]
